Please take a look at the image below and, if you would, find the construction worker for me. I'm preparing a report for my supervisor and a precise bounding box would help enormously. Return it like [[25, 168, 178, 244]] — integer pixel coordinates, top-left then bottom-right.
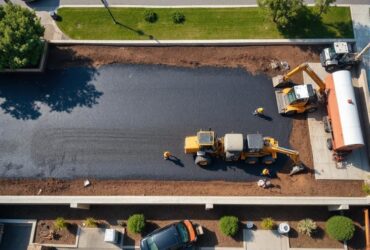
[[163, 151, 171, 160], [261, 168, 270, 176], [253, 107, 264, 116]]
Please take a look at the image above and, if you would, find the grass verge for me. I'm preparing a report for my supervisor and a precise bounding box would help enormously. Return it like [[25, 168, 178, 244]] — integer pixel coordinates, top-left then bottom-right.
[[56, 7, 353, 40]]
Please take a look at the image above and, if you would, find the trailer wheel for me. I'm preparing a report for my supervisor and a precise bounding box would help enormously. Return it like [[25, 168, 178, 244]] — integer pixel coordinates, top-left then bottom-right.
[[245, 157, 258, 164], [326, 138, 333, 151], [285, 110, 297, 116], [325, 65, 336, 73], [195, 155, 211, 167], [262, 156, 275, 165], [344, 64, 353, 70], [306, 107, 318, 113]]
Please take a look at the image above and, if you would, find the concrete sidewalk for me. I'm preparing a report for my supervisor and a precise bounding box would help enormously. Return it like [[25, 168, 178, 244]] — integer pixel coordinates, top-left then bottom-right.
[[351, 5, 370, 90]]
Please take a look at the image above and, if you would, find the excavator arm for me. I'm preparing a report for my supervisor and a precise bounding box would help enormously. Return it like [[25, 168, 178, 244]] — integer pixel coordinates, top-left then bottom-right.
[[273, 63, 326, 94], [263, 137, 301, 165], [354, 42, 370, 61], [270, 145, 301, 165]]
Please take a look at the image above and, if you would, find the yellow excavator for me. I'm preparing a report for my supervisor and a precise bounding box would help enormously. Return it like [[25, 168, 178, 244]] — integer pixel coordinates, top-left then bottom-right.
[[184, 130, 301, 169], [272, 63, 326, 115]]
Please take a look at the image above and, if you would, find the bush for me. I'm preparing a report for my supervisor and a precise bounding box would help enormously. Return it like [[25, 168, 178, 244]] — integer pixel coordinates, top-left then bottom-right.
[[144, 10, 157, 23], [219, 216, 239, 237], [261, 217, 275, 230], [297, 218, 317, 237], [362, 183, 370, 195], [83, 217, 97, 228], [54, 217, 67, 230], [326, 216, 355, 241], [127, 214, 145, 234], [172, 11, 185, 24]]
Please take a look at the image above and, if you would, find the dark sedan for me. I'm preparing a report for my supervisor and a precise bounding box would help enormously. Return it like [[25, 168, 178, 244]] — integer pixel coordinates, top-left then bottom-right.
[[140, 220, 198, 250]]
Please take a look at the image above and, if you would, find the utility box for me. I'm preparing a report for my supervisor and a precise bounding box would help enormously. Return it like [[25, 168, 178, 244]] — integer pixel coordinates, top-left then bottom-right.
[[104, 228, 124, 246]]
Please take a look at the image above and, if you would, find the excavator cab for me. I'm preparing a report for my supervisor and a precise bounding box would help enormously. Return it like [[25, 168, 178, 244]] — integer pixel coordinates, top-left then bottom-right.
[[286, 85, 316, 105], [273, 63, 324, 115], [275, 84, 317, 115]]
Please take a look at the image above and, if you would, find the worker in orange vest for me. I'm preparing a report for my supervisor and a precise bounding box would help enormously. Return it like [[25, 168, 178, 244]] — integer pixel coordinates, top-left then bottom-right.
[[163, 151, 172, 160]]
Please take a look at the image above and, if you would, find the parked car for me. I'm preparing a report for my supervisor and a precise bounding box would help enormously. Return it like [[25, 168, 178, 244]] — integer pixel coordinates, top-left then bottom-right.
[[140, 220, 199, 250]]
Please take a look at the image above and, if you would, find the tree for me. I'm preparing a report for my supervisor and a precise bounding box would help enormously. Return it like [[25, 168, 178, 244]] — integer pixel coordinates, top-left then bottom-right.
[[0, 3, 44, 70], [315, 0, 336, 16], [257, 0, 304, 28]]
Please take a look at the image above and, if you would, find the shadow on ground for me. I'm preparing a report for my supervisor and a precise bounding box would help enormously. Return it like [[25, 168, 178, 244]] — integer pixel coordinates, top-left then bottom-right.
[[278, 7, 353, 38], [0, 69, 102, 120], [0, 48, 103, 120]]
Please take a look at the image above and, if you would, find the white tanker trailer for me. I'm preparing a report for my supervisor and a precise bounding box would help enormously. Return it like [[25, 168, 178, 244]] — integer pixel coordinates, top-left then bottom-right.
[[324, 70, 365, 161]]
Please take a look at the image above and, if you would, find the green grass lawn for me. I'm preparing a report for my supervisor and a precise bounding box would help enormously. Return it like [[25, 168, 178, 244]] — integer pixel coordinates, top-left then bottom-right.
[[56, 7, 353, 40]]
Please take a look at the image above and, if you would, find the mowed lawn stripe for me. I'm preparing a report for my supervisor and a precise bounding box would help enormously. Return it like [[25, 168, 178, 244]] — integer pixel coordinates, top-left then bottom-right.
[[56, 7, 353, 40]]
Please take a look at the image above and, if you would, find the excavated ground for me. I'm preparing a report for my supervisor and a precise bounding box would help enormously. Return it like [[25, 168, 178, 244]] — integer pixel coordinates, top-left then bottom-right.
[[0, 45, 364, 196]]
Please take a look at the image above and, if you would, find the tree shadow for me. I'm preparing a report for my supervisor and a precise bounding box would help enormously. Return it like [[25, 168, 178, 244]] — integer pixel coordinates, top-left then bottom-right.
[[277, 6, 345, 39], [0, 47, 103, 120], [104, 5, 158, 41], [0, 67, 103, 120]]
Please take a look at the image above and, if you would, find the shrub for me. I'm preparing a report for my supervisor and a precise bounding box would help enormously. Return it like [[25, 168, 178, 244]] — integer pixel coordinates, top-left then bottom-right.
[[54, 217, 67, 230], [261, 217, 275, 230], [297, 218, 317, 237], [127, 214, 145, 234], [83, 217, 97, 228], [362, 183, 370, 195], [144, 10, 157, 23], [326, 216, 355, 241], [172, 11, 185, 24], [219, 216, 239, 237]]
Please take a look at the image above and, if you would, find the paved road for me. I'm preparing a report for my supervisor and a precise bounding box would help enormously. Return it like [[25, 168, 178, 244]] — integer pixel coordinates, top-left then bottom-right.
[[0, 65, 291, 180]]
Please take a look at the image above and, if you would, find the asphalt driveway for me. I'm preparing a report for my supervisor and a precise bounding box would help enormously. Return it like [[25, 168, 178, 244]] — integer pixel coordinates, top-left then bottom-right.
[[0, 65, 291, 181]]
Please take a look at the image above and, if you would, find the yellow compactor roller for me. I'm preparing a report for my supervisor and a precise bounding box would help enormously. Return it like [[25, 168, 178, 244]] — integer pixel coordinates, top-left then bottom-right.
[[184, 130, 301, 168]]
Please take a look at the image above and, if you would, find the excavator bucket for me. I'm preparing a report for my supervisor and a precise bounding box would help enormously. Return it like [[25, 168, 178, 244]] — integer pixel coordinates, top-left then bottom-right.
[[274, 90, 288, 114], [272, 75, 290, 88]]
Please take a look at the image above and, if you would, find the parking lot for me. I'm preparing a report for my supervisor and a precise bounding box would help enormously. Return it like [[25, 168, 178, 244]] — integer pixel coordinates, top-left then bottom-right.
[[0, 64, 291, 180]]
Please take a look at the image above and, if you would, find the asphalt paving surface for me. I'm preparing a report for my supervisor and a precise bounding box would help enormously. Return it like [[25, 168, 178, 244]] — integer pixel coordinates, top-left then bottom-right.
[[0, 65, 291, 181]]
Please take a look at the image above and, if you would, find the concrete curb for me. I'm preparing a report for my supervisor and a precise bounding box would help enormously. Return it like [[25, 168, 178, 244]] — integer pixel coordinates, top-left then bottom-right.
[[0, 195, 368, 206], [49, 38, 356, 46], [1, 41, 48, 73]]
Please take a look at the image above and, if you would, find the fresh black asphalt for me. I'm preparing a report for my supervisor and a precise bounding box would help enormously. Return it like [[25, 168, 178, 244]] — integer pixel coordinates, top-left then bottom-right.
[[0, 65, 292, 181]]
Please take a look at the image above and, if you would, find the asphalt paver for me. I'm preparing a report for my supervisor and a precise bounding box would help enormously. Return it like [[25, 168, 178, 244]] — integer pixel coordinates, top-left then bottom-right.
[[0, 65, 291, 181]]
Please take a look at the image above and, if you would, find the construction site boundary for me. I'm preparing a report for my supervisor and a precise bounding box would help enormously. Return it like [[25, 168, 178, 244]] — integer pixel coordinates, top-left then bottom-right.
[[49, 39, 356, 46], [0, 196, 369, 206]]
